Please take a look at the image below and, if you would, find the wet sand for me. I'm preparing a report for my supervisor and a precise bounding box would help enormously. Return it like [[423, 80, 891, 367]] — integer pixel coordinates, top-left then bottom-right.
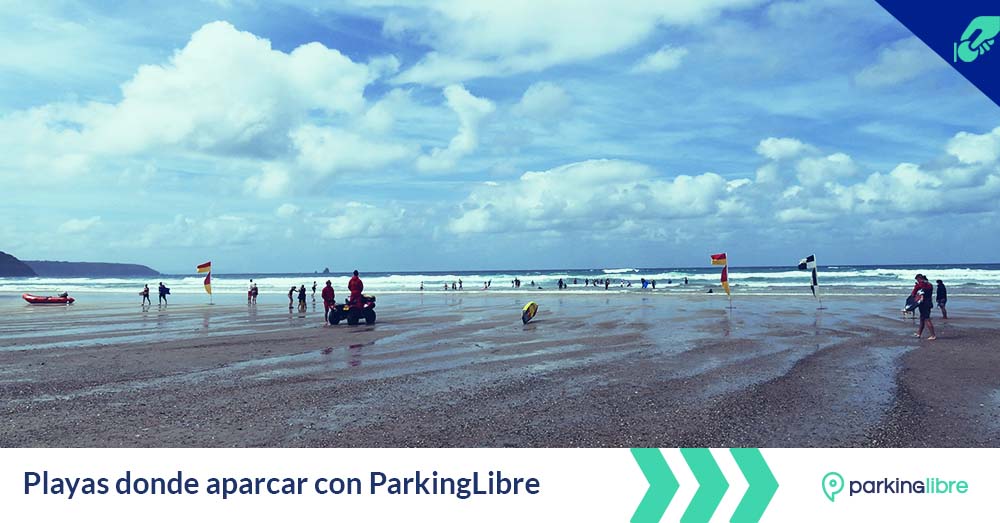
[[0, 293, 997, 447]]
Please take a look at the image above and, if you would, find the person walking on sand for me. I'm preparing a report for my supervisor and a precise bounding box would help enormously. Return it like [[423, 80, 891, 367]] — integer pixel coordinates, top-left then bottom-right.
[[312, 281, 317, 299], [140, 284, 151, 306], [348, 270, 364, 307], [459, 278, 463, 290], [911, 274, 937, 340], [298, 284, 307, 312], [158, 282, 169, 305], [288, 286, 296, 309], [321, 280, 335, 323], [936, 279, 948, 319]]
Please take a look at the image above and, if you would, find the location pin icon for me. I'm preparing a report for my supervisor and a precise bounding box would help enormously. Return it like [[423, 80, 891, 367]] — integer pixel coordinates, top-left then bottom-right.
[[823, 472, 845, 502]]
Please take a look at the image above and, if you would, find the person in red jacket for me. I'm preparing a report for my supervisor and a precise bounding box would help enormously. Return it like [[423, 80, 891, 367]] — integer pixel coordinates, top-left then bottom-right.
[[911, 274, 936, 340], [321, 280, 335, 323], [348, 270, 364, 308]]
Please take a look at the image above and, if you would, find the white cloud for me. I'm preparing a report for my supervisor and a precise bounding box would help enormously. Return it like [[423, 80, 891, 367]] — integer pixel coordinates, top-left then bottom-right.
[[416, 84, 495, 172], [58, 216, 101, 234], [513, 82, 572, 119], [631, 46, 689, 73], [756, 137, 813, 161], [946, 127, 1000, 164], [449, 159, 730, 235], [318, 202, 412, 239], [291, 124, 414, 175], [275, 203, 300, 218], [244, 164, 291, 198], [795, 152, 856, 186], [855, 36, 943, 88], [139, 214, 258, 248], [389, 0, 764, 85]]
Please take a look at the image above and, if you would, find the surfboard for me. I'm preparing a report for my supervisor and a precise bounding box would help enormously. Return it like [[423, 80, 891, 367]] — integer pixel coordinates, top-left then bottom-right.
[[521, 301, 538, 324], [904, 295, 918, 312]]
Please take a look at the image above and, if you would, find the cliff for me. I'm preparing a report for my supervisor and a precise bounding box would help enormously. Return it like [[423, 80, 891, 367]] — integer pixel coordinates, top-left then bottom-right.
[[0, 251, 37, 277], [24, 260, 160, 277]]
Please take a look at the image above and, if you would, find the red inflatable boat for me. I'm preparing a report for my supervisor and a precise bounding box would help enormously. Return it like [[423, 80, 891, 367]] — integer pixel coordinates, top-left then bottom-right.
[[22, 293, 75, 305]]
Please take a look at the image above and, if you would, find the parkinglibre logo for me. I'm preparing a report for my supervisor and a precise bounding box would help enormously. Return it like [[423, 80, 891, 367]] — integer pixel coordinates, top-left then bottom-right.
[[954, 16, 1000, 62], [822, 472, 845, 502], [820, 472, 969, 502]]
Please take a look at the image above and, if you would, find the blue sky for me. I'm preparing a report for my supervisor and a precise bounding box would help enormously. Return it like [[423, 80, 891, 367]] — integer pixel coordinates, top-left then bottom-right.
[[1, 0, 999, 273]]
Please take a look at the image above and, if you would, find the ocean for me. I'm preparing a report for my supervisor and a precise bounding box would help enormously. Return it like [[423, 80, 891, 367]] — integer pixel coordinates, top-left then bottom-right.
[[2, 264, 998, 300]]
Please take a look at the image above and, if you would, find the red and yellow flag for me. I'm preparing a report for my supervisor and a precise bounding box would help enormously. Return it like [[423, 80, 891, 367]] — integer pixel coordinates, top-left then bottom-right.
[[196, 261, 212, 273], [203, 272, 212, 295], [711, 253, 731, 296]]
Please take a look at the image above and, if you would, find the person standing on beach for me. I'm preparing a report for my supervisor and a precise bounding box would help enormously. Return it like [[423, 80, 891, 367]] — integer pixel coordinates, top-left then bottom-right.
[[348, 270, 364, 307], [250, 283, 258, 304], [248, 279, 254, 304], [322, 280, 335, 322], [604, 278, 610, 290], [298, 285, 307, 312], [140, 284, 151, 306], [458, 278, 463, 290], [312, 281, 317, 299], [651, 280, 656, 289], [288, 286, 296, 309], [936, 279, 948, 319], [158, 282, 168, 305], [911, 274, 937, 340]]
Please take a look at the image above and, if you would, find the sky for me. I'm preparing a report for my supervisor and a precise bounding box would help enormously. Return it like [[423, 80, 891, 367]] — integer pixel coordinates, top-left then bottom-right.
[[1, 0, 999, 273]]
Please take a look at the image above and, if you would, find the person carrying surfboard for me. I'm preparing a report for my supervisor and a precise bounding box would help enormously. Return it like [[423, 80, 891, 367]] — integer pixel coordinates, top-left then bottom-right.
[[911, 274, 936, 340]]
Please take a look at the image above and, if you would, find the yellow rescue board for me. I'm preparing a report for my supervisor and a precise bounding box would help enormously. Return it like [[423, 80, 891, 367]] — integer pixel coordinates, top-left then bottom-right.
[[521, 301, 538, 324]]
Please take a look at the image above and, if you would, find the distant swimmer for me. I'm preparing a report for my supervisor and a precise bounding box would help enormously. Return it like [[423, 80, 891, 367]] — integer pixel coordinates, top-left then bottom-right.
[[684, 277, 689, 285], [911, 274, 936, 340], [936, 279, 948, 319], [420, 281, 424, 291], [140, 284, 151, 306], [322, 280, 335, 323]]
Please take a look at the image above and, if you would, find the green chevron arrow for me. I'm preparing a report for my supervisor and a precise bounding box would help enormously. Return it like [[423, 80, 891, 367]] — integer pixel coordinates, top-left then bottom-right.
[[729, 448, 778, 523], [631, 448, 679, 523], [680, 448, 729, 523]]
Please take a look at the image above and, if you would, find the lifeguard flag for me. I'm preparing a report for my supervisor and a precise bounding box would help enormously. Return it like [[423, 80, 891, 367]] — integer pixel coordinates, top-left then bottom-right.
[[721, 265, 731, 296], [197, 261, 212, 273], [710, 253, 728, 266], [203, 272, 212, 295]]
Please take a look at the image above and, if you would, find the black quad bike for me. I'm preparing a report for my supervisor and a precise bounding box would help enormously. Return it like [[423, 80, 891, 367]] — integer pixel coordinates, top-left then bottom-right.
[[328, 295, 376, 325]]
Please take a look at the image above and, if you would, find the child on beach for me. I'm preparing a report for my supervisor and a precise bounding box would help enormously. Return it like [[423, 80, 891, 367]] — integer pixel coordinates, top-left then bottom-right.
[[911, 274, 937, 340]]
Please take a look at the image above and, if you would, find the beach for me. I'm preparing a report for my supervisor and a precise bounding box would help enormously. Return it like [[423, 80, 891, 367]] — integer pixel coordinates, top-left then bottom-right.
[[0, 292, 997, 448]]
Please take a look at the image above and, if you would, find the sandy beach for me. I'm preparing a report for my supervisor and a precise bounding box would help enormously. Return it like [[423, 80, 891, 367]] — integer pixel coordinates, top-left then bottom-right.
[[0, 292, 997, 447]]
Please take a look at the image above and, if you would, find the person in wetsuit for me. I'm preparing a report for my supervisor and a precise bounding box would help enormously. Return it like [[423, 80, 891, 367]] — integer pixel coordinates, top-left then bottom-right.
[[911, 274, 936, 340]]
